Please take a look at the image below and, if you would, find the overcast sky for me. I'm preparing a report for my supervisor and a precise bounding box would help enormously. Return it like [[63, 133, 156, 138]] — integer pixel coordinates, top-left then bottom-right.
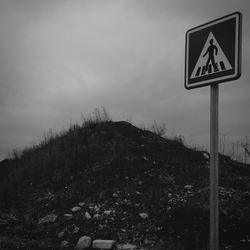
[[0, 0, 249, 160]]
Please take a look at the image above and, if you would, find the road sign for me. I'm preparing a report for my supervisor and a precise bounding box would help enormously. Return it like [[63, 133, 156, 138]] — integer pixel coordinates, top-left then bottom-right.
[[185, 12, 242, 89]]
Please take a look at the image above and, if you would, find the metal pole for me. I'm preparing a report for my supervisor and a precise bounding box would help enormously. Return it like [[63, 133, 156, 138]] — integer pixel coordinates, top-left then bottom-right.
[[210, 84, 219, 250]]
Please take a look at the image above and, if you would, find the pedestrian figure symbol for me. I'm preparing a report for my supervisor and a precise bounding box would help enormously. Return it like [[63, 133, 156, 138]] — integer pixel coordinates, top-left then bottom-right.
[[190, 32, 232, 79], [203, 39, 218, 72]]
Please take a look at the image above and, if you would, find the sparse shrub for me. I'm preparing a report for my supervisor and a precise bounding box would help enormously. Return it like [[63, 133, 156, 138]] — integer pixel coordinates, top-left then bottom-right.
[[11, 148, 21, 160], [81, 107, 111, 127], [150, 120, 167, 137], [173, 135, 185, 145]]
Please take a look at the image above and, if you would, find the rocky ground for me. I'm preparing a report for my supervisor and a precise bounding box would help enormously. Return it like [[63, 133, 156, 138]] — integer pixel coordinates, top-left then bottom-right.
[[0, 121, 250, 249]]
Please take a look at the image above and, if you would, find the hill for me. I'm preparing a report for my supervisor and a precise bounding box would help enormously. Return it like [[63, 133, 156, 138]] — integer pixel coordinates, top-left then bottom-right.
[[0, 120, 250, 249]]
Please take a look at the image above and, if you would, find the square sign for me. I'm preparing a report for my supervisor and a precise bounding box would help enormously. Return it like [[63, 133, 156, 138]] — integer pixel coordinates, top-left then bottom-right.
[[185, 12, 242, 89]]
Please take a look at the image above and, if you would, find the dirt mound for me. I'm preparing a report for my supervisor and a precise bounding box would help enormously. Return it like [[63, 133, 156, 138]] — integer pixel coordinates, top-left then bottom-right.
[[1, 121, 250, 249]]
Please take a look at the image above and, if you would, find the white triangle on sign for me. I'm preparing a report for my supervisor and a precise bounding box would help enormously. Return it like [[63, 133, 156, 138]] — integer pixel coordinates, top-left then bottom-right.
[[190, 32, 232, 79]]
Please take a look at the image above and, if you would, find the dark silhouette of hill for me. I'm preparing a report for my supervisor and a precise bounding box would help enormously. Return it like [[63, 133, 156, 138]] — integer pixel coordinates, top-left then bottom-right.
[[0, 120, 250, 249]]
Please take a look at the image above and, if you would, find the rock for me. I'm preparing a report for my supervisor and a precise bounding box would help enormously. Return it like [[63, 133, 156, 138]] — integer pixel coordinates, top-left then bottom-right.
[[78, 202, 85, 207], [144, 239, 154, 245], [63, 214, 73, 221], [184, 185, 193, 189], [58, 231, 65, 239], [93, 214, 101, 220], [92, 239, 115, 249], [38, 214, 58, 225], [103, 210, 112, 216], [64, 213, 73, 217], [85, 212, 91, 220], [203, 152, 210, 159], [61, 240, 70, 248], [94, 205, 100, 212], [116, 243, 137, 250], [73, 226, 80, 234], [68, 224, 79, 234], [113, 193, 119, 198], [139, 212, 149, 219], [71, 206, 82, 212], [75, 236, 91, 250]]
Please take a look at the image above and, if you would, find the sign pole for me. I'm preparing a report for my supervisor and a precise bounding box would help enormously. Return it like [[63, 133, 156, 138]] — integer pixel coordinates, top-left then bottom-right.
[[185, 11, 241, 250], [210, 84, 219, 250]]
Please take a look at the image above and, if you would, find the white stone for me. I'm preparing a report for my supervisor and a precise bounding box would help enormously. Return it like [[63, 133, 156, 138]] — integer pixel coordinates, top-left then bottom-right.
[[92, 239, 115, 249], [184, 185, 193, 189], [75, 236, 91, 250], [203, 152, 210, 159], [71, 206, 82, 212], [139, 212, 149, 219], [85, 212, 91, 220], [103, 210, 112, 216], [63, 214, 73, 220], [78, 202, 85, 207], [64, 213, 73, 217], [94, 205, 100, 211]]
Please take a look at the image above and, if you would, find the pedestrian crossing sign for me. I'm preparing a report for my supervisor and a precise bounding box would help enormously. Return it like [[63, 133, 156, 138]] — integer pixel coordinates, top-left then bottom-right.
[[185, 12, 242, 89]]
